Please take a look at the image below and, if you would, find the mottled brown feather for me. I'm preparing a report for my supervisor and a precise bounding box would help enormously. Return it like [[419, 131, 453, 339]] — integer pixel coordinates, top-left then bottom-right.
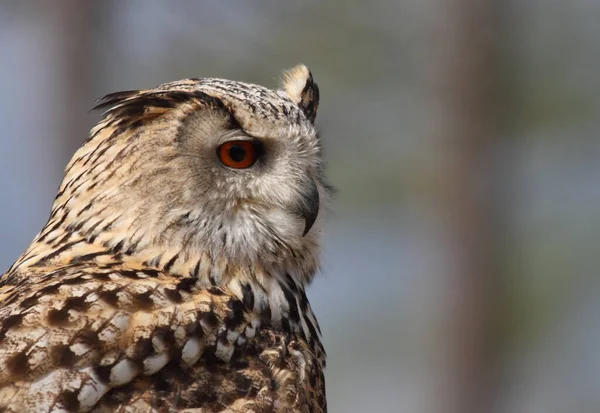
[[0, 260, 325, 412], [0, 65, 327, 412]]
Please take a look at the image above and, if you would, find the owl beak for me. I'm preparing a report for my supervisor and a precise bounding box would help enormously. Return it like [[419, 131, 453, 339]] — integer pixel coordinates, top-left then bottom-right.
[[298, 178, 320, 237]]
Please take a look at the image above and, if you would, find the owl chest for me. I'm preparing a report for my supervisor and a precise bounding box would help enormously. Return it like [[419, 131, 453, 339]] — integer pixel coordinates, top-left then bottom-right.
[[120, 328, 326, 412], [0, 270, 325, 412]]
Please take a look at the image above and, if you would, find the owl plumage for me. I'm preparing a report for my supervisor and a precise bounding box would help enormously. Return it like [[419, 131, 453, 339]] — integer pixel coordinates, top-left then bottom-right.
[[0, 65, 329, 412]]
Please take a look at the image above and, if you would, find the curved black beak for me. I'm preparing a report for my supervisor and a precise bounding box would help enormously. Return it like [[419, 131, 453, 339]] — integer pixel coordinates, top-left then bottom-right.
[[297, 178, 320, 236]]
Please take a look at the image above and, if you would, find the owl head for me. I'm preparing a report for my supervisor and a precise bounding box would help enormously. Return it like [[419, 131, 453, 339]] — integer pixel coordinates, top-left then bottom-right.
[[45, 65, 329, 284]]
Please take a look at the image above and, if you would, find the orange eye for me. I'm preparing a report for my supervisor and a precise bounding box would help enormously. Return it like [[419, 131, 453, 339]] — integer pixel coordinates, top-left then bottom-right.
[[217, 141, 259, 169]]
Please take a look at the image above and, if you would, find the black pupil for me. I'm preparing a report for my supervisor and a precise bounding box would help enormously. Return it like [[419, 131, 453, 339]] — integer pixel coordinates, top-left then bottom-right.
[[228, 145, 247, 163]]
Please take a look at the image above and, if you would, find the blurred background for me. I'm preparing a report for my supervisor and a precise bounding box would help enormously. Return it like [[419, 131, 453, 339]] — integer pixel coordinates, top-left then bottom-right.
[[1, 1, 599, 412]]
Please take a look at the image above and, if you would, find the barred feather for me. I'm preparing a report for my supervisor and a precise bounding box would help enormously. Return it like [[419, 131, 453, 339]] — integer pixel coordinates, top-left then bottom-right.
[[0, 65, 328, 412]]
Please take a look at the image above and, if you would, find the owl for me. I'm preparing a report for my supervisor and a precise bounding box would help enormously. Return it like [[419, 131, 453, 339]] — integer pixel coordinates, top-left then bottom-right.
[[0, 65, 329, 412]]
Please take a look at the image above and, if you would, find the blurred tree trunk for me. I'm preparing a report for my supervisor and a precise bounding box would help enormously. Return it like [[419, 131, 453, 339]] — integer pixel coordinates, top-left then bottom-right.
[[427, 1, 513, 413], [42, 0, 98, 163]]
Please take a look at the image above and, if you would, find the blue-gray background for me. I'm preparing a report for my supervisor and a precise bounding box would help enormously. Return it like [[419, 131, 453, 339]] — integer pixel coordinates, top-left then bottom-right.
[[1, 2, 599, 412]]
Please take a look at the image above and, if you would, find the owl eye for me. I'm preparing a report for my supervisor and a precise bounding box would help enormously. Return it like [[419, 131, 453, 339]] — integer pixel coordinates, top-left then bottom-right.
[[217, 141, 260, 169]]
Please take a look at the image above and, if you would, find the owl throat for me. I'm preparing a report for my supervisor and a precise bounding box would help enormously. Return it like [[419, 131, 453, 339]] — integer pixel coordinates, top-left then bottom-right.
[[6, 199, 326, 366]]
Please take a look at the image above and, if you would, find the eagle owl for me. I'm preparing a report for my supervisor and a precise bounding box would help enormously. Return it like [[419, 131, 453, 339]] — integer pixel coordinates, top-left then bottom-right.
[[0, 65, 329, 412]]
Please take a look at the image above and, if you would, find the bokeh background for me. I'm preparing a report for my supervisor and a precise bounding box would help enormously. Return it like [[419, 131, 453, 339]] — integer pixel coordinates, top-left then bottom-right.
[[1, 1, 599, 412]]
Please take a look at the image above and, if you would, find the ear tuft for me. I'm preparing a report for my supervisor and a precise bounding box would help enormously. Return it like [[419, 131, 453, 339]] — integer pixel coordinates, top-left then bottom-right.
[[280, 64, 320, 123]]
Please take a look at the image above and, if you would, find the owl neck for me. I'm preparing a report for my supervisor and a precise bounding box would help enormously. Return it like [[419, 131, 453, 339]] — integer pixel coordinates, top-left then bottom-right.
[[6, 221, 325, 365], [10, 222, 318, 287]]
